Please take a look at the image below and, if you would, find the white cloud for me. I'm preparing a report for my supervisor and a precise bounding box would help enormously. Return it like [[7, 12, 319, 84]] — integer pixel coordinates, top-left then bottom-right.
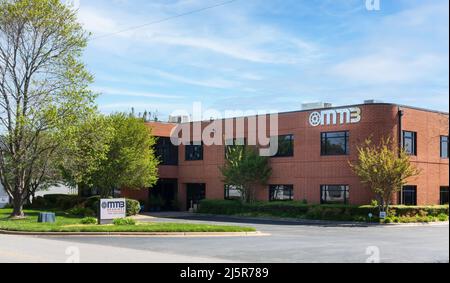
[[93, 86, 182, 99], [330, 53, 445, 84]]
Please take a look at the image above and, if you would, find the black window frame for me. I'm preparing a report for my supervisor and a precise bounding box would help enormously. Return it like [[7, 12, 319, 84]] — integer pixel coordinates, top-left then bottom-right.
[[440, 186, 449, 205], [399, 186, 417, 206], [185, 142, 203, 161], [224, 185, 243, 201], [321, 131, 350, 156], [403, 131, 417, 156], [269, 185, 294, 201], [320, 185, 349, 205], [155, 137, 179, 166], [270, 134, 294, 158], [441, 136, 449, 159]]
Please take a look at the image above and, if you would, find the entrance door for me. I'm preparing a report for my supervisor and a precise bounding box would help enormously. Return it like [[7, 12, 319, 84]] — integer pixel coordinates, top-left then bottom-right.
[[186, 184, 206, 210], [149, 179, 178, 211]]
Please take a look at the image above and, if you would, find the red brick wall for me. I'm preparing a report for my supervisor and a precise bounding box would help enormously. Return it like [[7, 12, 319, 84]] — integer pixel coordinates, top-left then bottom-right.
[[124, 104, 449, 209], [393, 107, 449, 205]]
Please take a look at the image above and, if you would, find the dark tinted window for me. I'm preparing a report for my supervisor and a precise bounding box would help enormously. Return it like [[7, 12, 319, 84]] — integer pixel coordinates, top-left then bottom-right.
[[440, 187, 449, 205], [321, 132, 349, 156], [441, 136, 449, 159], [269, 185, 294, 201], [271, 135, 294, 157], [321, 185, 349, 204], [403, 131, 417, 156], [224, 185, 243, 200], [185, 143, 203, 161], [399, 186, 417, 206], [155, 137, 178, 165]]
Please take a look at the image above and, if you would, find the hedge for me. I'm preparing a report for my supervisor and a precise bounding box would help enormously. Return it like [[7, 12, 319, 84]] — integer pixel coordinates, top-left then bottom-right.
[[29, 194, 142, 217], [197, 200, 449, 222]]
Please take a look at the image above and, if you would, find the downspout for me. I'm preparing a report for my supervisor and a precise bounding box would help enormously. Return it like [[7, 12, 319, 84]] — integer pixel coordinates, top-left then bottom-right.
[[398, 107, 404, 157], [398, 107, 404, 205]]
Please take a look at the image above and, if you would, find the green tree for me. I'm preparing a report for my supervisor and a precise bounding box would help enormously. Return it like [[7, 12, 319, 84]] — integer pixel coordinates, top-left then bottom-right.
[[59, 114, 114, 195], [350, 137, 421, 214], [0, 0, 95, 217], [90, 114, 159, 197], [220, 145, 272, 203]]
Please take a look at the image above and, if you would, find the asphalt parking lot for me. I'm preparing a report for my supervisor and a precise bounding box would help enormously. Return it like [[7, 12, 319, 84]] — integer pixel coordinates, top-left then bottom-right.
[[1, 214, 448, 263]]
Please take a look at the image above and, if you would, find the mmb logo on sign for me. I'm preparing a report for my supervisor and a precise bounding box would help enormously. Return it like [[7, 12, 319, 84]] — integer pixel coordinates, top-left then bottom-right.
[[99, 199, 126, 224]]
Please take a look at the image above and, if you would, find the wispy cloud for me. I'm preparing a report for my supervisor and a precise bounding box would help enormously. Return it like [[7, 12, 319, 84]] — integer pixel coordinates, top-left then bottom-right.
[[93, 87, 182, 99], [76, 0, 449, 115]]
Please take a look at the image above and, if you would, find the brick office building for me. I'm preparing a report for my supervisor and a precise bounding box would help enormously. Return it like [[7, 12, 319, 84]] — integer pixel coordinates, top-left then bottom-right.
[[122, 103, 449, 211]]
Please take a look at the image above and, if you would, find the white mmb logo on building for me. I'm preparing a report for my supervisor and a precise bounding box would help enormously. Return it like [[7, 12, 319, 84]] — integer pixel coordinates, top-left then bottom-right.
[[309, 107, 362, 127]]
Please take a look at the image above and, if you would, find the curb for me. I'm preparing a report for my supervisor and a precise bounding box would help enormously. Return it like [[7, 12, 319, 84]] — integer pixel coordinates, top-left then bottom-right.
[[0, 230, 269, 238], [189, 213, 450, 227]]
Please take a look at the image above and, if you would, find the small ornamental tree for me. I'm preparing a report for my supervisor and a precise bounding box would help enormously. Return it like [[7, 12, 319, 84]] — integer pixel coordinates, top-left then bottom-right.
[[220, 145, 272, 203], [350, 137, 421, 214]]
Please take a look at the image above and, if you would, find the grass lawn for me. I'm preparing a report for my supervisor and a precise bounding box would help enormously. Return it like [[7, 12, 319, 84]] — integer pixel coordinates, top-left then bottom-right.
[[0, 209, 255, 233]]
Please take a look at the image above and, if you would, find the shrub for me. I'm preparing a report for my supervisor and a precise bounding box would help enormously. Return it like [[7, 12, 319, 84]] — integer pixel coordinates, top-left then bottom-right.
[[29, 196, 47, 209], [438, 213, 449, 222], [43, 194, 84, 210], [80, 217, 98, 225], [198, 200, 448, 223], [82, 196, 102, 213], [113, 218, 137, 226], [126, 199, 141, 216], [67, 206, 96, 217]]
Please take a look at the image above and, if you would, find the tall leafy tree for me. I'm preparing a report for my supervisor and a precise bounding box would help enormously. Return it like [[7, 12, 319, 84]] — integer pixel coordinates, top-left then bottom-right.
[[220, 145, 272, 203], [59, 113, 114, 195], [87, 114, 159, 197], [0, 0, 95, 217], [350, 137, 421, 214]]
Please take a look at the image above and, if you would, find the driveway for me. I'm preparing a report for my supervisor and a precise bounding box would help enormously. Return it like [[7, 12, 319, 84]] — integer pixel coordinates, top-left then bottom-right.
[[1, 213, 448, 263]]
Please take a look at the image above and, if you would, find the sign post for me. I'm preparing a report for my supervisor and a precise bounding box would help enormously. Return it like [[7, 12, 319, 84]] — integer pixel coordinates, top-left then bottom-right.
[[98, 198, 126, 225]]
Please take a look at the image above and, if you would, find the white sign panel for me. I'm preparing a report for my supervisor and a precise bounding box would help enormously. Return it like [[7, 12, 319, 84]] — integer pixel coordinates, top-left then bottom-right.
[[309, 107, 362, 127], [99, 198, 126, 221]]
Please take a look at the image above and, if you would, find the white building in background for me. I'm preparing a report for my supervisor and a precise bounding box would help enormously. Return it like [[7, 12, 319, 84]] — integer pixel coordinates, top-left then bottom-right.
[[0, 184, 9, 208], [35, 185, 77, 197]]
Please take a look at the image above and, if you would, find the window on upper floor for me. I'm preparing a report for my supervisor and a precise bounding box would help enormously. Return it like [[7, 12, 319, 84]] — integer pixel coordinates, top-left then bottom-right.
[[321, 132, 349, 156], [441, 136, 449, 159], [403, 131, 417, 156], [185, 142, 203, 161], [270, 135, 294, 157], [155, 137, 178, 165], [225, 138, 246, 157]]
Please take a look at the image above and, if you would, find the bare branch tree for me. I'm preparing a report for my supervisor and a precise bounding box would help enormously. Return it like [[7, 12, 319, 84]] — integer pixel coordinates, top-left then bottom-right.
[[0, 0, 95, 218]]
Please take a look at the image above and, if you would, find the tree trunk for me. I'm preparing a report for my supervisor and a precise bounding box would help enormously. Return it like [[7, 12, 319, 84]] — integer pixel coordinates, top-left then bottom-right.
[[10, 195, 25, 218]]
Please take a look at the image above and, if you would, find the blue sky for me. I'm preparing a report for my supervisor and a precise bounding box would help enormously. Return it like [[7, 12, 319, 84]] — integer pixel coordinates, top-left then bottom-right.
[[76, 0, 449, 119]]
